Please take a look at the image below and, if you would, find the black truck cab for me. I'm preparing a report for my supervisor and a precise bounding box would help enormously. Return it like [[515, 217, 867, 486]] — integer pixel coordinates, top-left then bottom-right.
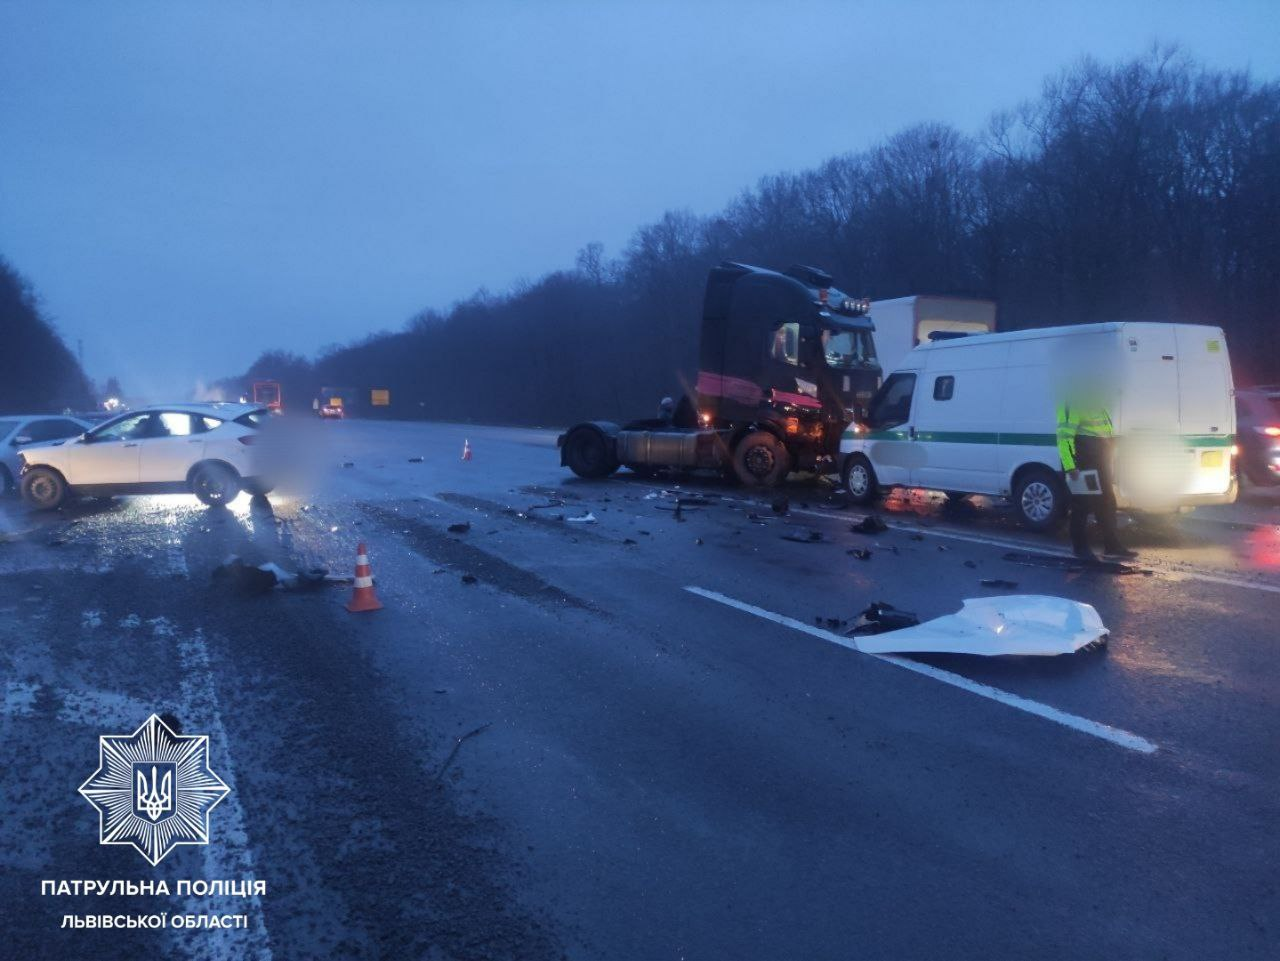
[[559, 261, 880, 486]]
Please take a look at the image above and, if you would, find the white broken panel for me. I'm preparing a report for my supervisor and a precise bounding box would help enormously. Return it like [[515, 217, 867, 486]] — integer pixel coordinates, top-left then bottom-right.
[[855, 595, 1107, 657]]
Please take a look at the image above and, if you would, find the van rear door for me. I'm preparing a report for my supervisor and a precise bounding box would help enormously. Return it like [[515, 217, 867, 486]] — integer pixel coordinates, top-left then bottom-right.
[[1174, 326, 1235, 497]]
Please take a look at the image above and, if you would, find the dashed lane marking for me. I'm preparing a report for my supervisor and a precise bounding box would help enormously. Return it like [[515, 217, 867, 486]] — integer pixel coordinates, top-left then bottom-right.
[[685, 585, 1159, 755]]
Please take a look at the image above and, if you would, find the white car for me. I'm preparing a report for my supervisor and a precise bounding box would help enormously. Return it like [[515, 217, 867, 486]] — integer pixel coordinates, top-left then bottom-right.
[[0, 414, 92, 494], [19, 403, 274, 510]]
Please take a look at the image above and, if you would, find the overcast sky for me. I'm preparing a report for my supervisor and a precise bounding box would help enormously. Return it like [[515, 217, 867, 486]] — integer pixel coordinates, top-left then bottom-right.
[[1, 0, 1277, 399]]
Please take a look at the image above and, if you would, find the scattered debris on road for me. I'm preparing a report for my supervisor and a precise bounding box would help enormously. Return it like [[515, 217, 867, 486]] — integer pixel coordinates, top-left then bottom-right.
[[848, 548, 872, 560], [781, 529, 824, 543], [1002, 550, 1142, 574], [566, 511, 597, 524], [408, 456, 424, 463], [850, 515, 889, 535], [461, 573, 478, 584], [849, 602, 920, 635], [447, 522, 472, 534], [771, 497, 790, 516], [980, 578, 1019, 589], [436, 721, 492, 780]]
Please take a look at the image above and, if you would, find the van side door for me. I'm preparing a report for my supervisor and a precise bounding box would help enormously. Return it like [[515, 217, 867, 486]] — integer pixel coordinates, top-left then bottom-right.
[[863, 372, 919, 487]]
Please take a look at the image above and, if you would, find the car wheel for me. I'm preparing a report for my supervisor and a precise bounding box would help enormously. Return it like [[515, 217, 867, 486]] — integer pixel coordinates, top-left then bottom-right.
[[732, 430, 791, 487], [842, 454, 879, 504], [1013, 466, 1067, 531], [191, 463, 241, 506], [21, 467, 67, 510], [563, 429, 619, 479]]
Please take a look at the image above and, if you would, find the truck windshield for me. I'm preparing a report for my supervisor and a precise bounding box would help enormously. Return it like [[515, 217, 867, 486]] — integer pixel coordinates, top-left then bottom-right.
[[822, 329, 876, 369]]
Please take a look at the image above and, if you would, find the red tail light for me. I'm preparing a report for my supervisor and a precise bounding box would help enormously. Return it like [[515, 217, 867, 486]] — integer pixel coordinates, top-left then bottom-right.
[[1260, 426, 1280, 437]]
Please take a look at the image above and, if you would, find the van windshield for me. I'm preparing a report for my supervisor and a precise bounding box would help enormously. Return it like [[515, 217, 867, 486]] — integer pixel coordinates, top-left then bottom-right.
[[822, 329, 876, 369]]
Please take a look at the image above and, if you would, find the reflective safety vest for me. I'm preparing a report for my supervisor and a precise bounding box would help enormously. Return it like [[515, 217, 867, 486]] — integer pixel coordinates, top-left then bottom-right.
[[1056, 402, 1113, 472]]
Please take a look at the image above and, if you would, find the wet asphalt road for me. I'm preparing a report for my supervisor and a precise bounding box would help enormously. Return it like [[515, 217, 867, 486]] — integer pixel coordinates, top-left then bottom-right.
[[1, 419, 1277, 960]]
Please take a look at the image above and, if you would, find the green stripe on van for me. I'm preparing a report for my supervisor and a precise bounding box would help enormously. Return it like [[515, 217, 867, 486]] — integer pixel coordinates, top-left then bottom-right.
[[841, 429, 1235, 446]]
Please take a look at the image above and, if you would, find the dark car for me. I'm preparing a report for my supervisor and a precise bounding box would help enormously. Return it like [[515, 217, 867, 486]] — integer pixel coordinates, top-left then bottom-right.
[[1235, 386, 1280, 486]]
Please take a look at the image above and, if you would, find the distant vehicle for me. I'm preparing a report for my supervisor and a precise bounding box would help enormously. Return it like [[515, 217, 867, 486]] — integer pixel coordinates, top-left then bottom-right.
[[559, 262, 878, 486], [317, 386, 358, 417], [19, 403, 273, 510], [0, 414, 91, 494], [318, 403, 344, 419], [1234, 386, 1280, 486], [840, 322, 1236, 529], [868, 295, 997, 375], [253, 380, 283, 412]]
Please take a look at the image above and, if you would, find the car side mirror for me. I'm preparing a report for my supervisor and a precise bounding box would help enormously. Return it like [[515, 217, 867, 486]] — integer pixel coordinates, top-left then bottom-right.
[[12, 435, 33, 446]]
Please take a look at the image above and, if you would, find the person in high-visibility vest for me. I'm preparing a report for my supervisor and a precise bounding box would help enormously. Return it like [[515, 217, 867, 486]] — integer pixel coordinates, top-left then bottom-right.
[[1057, 397, 1136, 561]]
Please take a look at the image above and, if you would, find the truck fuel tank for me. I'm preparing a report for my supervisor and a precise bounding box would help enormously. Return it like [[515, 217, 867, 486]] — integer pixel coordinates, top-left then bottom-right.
[[616, 428, 724, 470]]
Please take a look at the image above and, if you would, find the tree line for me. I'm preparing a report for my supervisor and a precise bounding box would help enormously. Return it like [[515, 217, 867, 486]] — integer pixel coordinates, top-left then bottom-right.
[[0, 258, 94, 413], [225, 49, 1276, 423]]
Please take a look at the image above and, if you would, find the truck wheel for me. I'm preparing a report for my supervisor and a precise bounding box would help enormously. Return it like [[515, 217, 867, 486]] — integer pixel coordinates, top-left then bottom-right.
[[563, 429, 619, 479], [1013, 466, 1066, 532], [191, 463, 241, 506], [21, 467, 67, 510], [732, 431, 790, 487], [842, 454, 879, 504]]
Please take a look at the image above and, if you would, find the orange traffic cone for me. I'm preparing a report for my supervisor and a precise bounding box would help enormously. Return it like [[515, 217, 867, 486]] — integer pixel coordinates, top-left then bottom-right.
[[461, 439, 472, 461], [346, 542, 383, 613]]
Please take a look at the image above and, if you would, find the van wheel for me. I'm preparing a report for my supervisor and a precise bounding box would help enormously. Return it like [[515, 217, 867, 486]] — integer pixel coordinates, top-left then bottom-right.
[[842, 454, 879, 504], [21, 467, 68, 510], [563, 429, 619, 479], [191, 463, 241, 506], [1013, 467, 1066, 531], [732, 431, 791, 487]]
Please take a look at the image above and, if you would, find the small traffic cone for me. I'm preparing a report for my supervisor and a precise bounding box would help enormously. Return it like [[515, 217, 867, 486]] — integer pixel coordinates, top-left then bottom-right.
[[346, 542, 383, 613], [461, 439, 472, 461]]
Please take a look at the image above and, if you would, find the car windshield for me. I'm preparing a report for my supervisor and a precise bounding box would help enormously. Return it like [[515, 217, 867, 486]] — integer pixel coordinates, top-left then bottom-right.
[[822, 328, 876, 369]]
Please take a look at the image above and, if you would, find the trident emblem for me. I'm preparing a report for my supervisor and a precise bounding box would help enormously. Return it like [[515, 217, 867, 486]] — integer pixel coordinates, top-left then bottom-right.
[[135, 765, 172, 821]]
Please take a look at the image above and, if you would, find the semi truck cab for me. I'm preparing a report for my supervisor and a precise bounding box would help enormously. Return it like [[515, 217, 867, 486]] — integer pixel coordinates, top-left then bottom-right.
[[559, 261, 879, 486]]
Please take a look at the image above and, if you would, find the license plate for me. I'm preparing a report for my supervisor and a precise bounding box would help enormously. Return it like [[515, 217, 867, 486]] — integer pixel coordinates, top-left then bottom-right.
[[1200, 450, 1223, 468]]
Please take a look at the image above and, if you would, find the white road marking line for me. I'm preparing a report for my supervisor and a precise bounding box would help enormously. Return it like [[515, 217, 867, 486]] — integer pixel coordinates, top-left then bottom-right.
[[167, 621, 275, 961], [685, 586, 1158, 755]]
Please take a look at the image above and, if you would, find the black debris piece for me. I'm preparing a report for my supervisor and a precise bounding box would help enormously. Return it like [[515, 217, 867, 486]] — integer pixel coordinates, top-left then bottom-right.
[[695, 538, 704, 546], [342, 461, 355, 468], [963, 560, 977, 568], [211, 557, 279, 595], [771, 497, 790, 515], [446, 522, 471, 534], [849, 602, 921, 636], [910, 533, 925, 541], [937, 545, 949, 552], [460, 573, 478, 585], [848, 548, 872, 560], [781, 530, 824, 543], [850, 515, 889, 535], [408, 456, 424, 463], [980, 578, 1020, 589]]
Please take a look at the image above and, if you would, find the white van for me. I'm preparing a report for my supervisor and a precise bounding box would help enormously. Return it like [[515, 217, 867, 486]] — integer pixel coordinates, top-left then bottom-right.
[[869, 295, 997, 375], [840, 322, 1237, 529]]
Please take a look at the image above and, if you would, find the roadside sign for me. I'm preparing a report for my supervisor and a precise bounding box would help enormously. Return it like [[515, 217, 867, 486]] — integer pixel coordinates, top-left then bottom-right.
[[371, 389, 390, 407]]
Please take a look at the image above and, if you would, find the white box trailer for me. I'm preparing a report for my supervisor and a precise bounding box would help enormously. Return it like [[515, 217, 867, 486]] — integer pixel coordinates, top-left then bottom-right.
[[869, 295, 997, 376], [840, 322, 1237, 529]]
